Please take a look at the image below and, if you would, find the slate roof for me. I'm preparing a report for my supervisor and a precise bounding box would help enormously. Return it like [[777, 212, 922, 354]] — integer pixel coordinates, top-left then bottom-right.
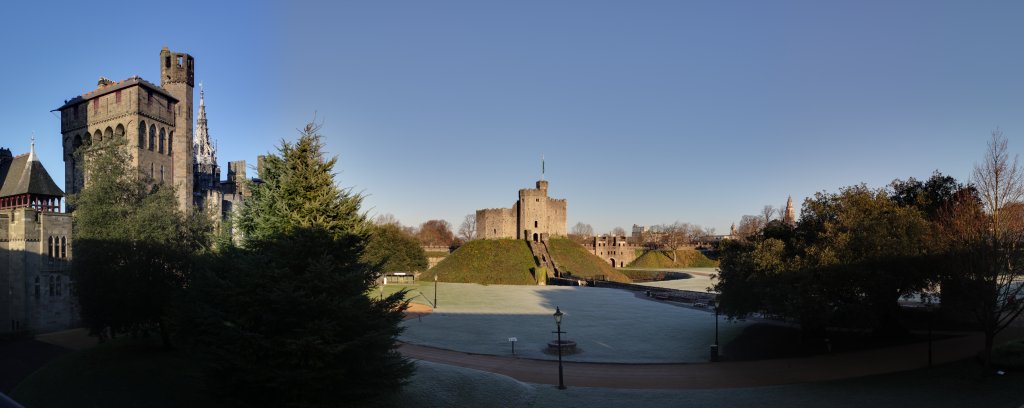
[[53, 76, 178, 112], [0, 152, 64, 198]]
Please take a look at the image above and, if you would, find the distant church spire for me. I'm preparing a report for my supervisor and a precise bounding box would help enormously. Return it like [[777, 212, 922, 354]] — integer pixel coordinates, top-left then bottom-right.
[[783, 195, 797, 226], [193, 83, 216, 166]]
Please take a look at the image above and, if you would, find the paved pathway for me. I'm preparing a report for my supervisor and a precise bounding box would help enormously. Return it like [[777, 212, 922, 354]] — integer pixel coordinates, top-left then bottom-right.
[[400, 305, 992, 389]]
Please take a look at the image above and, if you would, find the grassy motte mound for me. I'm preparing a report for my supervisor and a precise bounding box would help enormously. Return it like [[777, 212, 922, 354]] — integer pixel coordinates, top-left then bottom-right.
[[547, 238, 632, 283], [426, 239, 537, 285], [629, 249, 718, 268]]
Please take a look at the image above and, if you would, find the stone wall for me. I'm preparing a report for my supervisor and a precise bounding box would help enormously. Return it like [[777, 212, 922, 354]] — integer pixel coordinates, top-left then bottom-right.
[[476, 207, 516, 239], [0, 208, 77, 335]]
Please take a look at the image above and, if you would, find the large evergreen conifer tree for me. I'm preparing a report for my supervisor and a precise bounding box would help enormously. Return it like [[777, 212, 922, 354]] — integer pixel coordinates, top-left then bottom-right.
[[190, 123, 412, 407]]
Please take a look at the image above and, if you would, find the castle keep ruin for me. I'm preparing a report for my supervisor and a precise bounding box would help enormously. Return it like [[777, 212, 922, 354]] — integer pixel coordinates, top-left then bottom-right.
[[476, 180, 567, 241]]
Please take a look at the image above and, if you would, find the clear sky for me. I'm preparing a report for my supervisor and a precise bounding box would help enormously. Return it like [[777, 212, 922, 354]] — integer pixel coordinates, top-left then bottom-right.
[[3, 1, 1024, 234]]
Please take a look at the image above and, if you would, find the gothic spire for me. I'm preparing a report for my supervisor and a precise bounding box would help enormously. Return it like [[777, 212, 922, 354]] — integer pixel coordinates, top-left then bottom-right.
[[193, 82, 216, 166]]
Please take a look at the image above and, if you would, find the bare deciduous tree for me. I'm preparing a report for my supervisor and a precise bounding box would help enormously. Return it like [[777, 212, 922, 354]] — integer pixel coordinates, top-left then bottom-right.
[[373, 213, 399, 226], [961, 129, 1024, 368], [457, 214, 477, 242], [761, 205, 777, 225], [610, 226, 626, 237]]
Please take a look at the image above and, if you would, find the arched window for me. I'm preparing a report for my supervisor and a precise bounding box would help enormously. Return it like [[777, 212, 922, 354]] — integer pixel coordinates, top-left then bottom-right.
[[72, 135, 82, 151], [47, 236, 54, 262], [167, 131, 173, 155], [104, 127, 113, 141], [160, 165, 164, 183], [159, 128, 166, 153], [138, 121, 146, 148], [60, 236, 67, 260], [115, 124, 125, 142], [149, 125, 156, 151], [93, 129, 102, 143]]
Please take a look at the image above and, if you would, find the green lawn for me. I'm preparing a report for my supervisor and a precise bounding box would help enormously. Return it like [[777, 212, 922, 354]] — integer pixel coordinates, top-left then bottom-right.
[[425, 239, 537, 284], [546, 238, 631, 282]]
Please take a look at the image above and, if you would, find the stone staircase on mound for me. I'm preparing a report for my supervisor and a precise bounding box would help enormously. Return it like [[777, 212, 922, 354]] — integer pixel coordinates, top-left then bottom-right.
[[526, 239, 559, 285]]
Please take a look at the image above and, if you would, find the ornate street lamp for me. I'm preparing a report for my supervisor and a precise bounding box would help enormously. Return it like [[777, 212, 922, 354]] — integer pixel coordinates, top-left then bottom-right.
[[553, 307, 566, 390]]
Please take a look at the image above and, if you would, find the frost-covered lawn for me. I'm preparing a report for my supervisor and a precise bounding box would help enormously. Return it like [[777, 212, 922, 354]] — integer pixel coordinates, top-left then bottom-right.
[[394, 360, 1024, 408], [398, 282, 748, 363]]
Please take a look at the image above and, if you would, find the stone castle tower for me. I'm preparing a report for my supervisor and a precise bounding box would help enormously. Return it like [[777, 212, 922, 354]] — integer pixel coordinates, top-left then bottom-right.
[[160, 47, 195, 212], [57, 47, 194, 213], [476, 180, 567, 241]]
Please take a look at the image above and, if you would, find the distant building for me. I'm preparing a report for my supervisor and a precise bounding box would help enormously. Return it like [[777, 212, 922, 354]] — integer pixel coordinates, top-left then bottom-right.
[[0, 142, 78, 335], [476, 180, 567, 241], [583, 235, 638, 268]]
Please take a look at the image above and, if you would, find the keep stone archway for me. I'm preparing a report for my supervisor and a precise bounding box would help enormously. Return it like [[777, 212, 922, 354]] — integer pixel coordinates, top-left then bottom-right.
[[533, 233, 539, 242], [610, 258, 616, 268]]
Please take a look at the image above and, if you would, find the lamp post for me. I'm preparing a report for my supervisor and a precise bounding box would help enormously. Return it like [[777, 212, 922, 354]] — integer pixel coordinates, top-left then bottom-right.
[[433, 274, 438, 308], [553, 307, 566, 390]]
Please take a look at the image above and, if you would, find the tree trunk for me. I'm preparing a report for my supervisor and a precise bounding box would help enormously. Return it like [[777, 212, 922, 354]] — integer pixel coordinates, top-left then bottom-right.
[[983, 330, 995, 371]]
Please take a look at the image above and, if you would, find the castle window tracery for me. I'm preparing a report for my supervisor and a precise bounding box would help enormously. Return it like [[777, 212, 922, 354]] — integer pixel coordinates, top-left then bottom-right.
[[149, 125, 156, 151]]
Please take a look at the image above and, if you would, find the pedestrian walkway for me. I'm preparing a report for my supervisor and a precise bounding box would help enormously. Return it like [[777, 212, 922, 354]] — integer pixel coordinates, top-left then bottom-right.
[[399, 309, 990, 389]]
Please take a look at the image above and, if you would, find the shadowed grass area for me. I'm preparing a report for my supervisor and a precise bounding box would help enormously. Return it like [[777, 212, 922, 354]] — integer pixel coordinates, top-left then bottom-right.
[[993, 339, 1024, 369], [629, 249, 718, 268], [546, 238, 631, 283], [425, 239, 536, 285], [11, 337, 217, 408], [399, 359, 1024, 408]]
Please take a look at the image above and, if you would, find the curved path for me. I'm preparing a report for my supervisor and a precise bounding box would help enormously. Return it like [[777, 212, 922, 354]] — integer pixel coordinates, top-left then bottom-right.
[[400, 306, 987, 389]]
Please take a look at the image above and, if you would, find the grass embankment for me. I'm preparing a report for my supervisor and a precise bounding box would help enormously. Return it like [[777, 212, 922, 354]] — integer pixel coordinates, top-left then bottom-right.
[[11, 338, 216, 408], [619, 269, 694, 282], [628, 249, 718, 268], [546, 238, 631, 283], [425, 239, 537, 285]]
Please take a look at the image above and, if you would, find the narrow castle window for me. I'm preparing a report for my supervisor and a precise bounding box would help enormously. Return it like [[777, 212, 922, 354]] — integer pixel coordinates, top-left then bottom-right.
[[115, 90, 122, 103], [168, 132, 173, 155], [160, 165, 165, 183], [139, 121, 146, 148], [534, 221, 538, 228], [159, 128, 166, 153], [149, 125, 156, 151], [48, 276, 55, 297], [61, 236, 67, 259]]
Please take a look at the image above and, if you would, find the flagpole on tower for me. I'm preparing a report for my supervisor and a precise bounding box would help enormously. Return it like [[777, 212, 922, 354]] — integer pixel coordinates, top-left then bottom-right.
[[542, 154, 545, 181]]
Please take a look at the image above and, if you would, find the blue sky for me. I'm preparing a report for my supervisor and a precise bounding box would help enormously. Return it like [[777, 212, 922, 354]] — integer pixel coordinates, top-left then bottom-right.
[[3, 1, 1024, 234]]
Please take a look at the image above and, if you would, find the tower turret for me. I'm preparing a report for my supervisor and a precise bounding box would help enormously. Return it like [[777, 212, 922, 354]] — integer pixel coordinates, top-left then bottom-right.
[[159, 47, 195, 212]]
